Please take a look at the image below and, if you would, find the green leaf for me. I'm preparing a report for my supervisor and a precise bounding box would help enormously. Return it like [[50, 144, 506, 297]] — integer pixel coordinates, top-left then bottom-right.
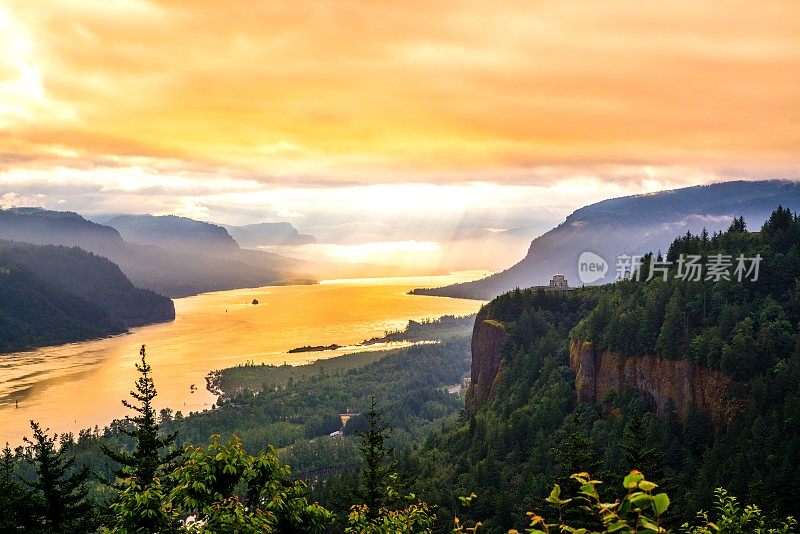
[[546, 484, 562, 504], [579, 483, 599, 498], [653, 493, 670, 515], [630, 493, 653, 508], [638, 515, 660, 531], [623, 470, 644, 489], [638, 480, 658, 492], [607, 520, 631, 532]]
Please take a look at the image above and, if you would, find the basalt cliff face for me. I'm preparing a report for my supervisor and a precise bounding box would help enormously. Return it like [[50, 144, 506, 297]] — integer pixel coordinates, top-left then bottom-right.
[[466, 307, 507, 410], [468, 314, 740, 423], [569, 341, 739, 425]]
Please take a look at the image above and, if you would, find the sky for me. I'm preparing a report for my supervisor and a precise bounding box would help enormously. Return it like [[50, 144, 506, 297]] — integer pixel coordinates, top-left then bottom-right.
[[1, 0, 799, 270]]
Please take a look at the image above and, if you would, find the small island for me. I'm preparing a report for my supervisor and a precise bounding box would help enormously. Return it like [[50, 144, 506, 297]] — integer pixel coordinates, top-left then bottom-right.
[[287, 344, 340, 353], [251, 298, 259, 305]]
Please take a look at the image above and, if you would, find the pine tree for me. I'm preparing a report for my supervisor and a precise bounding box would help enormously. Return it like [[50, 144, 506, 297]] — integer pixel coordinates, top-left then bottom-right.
[[358, 396, 393, 516], [25, 421, 92, 533], [0, 442, 39, 532], [554, 420, 599, 483], [728, 216, 747, 233], [620, 414, 662, 479], [102, 345, 181, 484], [552, 418, 601, 529]]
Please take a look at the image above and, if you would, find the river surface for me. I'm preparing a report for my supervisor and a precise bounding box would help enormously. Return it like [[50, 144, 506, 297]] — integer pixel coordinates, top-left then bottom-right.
[[0, 273, 485, 445]]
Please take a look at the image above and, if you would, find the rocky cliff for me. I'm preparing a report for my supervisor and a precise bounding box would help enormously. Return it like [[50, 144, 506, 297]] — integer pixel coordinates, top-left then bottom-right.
[[466, 308, 507, 409], [467, 311, 741, 424], [570, 340, 741, 425]]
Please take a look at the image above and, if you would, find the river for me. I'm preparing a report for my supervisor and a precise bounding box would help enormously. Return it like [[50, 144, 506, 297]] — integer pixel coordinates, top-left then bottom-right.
[[0, 272, 485, 445]]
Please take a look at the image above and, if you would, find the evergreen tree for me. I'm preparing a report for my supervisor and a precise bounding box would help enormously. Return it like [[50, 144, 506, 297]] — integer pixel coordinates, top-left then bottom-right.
[[552, 419, 602, 529], [102, 345, 181, 485], [620, 414, 662, 481], [25, 421, 92, 533], [0, 442, 40, 532], [656, 289, 686, 359], [358, 396, 393, 516], [728, 216, 747, 233], [554, 419, 600, 482]]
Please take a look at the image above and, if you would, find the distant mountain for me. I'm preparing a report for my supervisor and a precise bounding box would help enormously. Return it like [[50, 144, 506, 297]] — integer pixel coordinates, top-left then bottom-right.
[[222, 222, 316, 248], [414, 180, 800, 300], [0, 241, 175, 352], [0, 208, 122, 250], [109, 243, 310, 298], [0, 208, 312, 298], [107, 214, 239, 255]]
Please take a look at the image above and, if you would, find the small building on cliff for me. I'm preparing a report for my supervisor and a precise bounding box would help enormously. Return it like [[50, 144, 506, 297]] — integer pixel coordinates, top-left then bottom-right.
[[548, 273, 569, 289]]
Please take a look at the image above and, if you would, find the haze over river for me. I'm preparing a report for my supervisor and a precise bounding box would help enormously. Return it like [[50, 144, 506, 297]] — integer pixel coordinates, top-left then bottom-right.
[[0, 273, 485, 445]]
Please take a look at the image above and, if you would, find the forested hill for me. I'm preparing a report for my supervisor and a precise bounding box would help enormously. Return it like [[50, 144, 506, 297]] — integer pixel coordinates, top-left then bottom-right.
[[0, 264, 117, 353], [0, 241, 174, 352], [409, 207, 800, 532], [414, 179, 800, 300], [0, 208, 311, 297]]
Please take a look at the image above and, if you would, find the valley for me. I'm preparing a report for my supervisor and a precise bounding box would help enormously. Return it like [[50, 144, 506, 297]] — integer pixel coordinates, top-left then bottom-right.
[[0, 272, 484, 446]]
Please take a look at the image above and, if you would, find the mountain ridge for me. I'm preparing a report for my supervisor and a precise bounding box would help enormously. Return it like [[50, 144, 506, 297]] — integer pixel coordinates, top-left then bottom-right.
[[222, 221, 316, 247], [0, 208, 313, 297], [413, 180, 800, 299]]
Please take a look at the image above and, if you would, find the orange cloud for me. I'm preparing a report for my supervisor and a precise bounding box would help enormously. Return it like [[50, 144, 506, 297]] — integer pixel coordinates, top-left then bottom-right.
[[1, 0, 799, 183]]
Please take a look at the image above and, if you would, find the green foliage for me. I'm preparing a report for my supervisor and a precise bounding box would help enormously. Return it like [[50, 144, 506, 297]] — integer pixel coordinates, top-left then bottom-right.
[[102, 345, 181, 486], [522, 471, 796, 534], [24, 421, 94, 533], [410, 208, 800, 531], [102, 475, 179, 534], [345, 500, 436, 533], [165, 337, 472, 471], [358, 397, 394, 515], [682, 488, 797, 534], [169, 435, 331, 533], [0, 442, 41, 532]]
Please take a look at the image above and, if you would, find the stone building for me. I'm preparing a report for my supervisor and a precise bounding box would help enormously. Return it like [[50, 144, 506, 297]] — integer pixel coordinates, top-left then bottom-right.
[[549, 273, 568, 289]]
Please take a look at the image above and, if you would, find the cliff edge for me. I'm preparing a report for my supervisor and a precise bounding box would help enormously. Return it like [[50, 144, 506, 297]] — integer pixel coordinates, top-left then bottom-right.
[[467, 311, 742, 425], [466, 308, 507, 410], [571, 340, 740, 425]]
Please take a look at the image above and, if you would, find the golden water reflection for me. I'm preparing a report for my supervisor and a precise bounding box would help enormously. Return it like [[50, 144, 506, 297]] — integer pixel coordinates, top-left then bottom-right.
[[0, 272, 486, 445]]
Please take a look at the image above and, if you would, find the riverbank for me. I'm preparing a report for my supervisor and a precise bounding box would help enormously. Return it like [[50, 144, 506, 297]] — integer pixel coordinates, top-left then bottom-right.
[[207, 314, 476, 399], [0, 273, 484, 445]]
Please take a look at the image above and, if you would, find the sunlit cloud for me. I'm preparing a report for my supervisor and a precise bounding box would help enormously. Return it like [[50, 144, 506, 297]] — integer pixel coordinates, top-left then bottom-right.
[[1, 0, 798, 184], [0, 0, 798, 273]]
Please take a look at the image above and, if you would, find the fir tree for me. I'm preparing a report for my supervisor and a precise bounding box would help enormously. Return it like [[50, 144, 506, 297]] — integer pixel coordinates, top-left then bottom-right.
[[0, 442, 39, 532], [25, 421, 92, 533], [358, 396, 393, 516], [102, 345, 181, 484], [728, 216, 747, 233], [620, 414, 662, 479]]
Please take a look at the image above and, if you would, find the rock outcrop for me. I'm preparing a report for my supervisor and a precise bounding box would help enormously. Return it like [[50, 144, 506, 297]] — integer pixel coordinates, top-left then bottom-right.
[[466, 308, 507, 409], [570, 340, 741, 426], [467, 308, 742, 424]]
